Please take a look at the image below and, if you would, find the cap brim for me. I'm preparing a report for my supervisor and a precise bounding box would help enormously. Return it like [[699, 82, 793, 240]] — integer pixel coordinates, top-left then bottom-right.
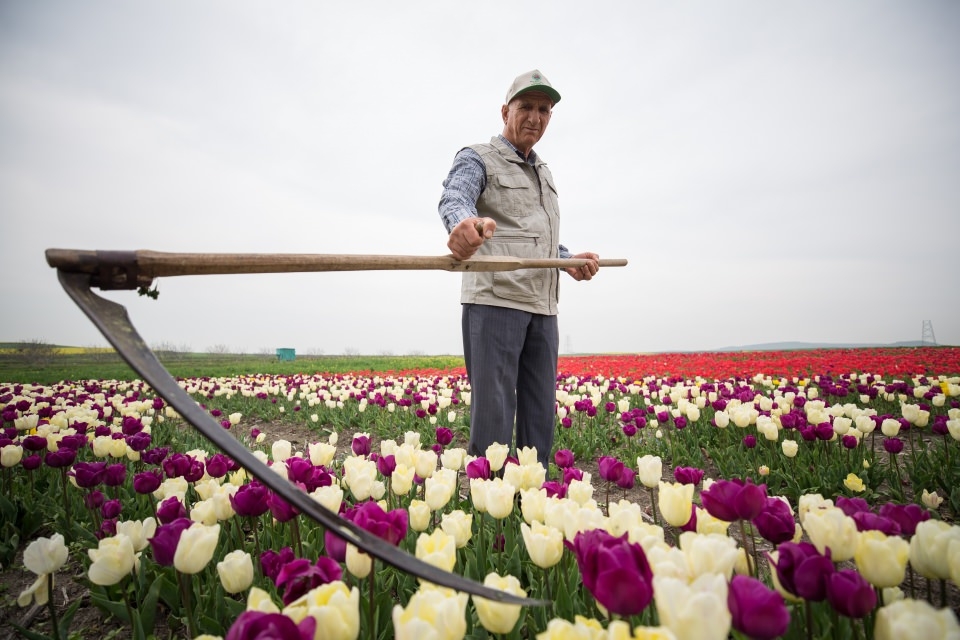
[[510, 86, 561, 105]]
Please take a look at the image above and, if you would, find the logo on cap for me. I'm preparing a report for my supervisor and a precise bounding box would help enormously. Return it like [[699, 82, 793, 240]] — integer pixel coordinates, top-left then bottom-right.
[[530, 73, 542, 84]]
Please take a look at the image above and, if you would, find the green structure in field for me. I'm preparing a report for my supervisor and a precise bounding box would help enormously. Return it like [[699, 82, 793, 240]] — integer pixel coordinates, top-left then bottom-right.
[[275, 348, 295, 361]]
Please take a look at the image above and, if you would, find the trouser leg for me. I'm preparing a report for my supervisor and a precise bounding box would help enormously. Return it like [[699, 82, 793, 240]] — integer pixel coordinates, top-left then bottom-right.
[[516, 313, 559, 469], [462, 304, 526, 458]]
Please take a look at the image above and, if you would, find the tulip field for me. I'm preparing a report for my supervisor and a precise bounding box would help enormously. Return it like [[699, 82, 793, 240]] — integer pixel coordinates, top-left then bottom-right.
[[1, 346, 959, 639]]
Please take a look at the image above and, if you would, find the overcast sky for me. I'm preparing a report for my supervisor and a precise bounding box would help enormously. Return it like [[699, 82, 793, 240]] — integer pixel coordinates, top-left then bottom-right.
[[2, 1, 958, 357]]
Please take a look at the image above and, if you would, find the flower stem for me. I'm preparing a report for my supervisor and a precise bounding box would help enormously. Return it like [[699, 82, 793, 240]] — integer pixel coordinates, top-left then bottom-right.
[[178, 571, 198, 639], [47, 573, 61, 640]]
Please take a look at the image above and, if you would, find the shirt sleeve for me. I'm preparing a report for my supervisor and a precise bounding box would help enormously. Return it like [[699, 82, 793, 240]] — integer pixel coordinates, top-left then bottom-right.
[[438, 148, 486, 234], [558, 243, 572, 259]]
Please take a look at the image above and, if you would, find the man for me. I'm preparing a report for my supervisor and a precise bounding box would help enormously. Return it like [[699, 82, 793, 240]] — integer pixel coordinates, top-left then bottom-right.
[[438, 69, 601, 469]]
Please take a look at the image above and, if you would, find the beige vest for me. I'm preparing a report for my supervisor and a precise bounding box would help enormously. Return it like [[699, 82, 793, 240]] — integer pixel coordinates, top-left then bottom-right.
[[459, 137, 561, 315]]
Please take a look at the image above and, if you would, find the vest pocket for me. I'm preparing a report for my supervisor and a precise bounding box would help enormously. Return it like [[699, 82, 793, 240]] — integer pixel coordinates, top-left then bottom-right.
[[489, 233, 545, 304], [495, 171, 534, 217]]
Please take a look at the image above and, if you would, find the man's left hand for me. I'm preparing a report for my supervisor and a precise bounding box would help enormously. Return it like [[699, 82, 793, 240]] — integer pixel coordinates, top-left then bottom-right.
[[565, 252, 599, 281]]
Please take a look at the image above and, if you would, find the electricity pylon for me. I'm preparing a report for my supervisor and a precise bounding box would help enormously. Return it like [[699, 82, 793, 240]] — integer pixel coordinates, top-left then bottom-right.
[[921, 320, 937, 346]]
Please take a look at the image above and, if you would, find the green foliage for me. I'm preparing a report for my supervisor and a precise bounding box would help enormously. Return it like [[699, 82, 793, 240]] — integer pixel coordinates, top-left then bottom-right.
[[0, 351, 465, 385]]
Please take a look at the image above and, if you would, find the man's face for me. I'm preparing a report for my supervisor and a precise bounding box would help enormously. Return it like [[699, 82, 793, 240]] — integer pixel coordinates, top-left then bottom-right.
[[501, 91, 553, 157]]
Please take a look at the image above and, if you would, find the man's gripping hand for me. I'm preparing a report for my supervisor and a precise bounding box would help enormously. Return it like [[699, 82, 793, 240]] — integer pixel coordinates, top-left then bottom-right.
[[448, 217, 496, 261]]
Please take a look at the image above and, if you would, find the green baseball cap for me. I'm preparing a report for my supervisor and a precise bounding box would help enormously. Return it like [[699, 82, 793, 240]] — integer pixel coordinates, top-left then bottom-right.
[[505, 69, 561, 105]]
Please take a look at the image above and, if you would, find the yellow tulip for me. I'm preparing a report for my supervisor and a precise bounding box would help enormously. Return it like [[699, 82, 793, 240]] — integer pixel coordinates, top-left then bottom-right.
[[854, 530, 909, 588], [408, 499, 431, 532], [520, 521, 564, 569], [473, 573, 526, 634], [658, 481, 693, 527], [216, 549, 254, 594], [88, 534, 137, 586], [843, 473, 866, 493], [23, 533, 68, 575], [345, 544, 372, 579], [284, 580, 360, 640], [654, 573, 731, 640], [1, 444, 22, 468], [874, 598, 960, 640], [392, 584, 468, 640], [637, 455, 662, 489], [173, 523, 220, 575], [803, 506, 859, 562], [485, 443, 509, 472], [909, 520, 960, 580], [415, 529, 456, 575], [439, 510, 473, 549], [485, 478, 518, 520]]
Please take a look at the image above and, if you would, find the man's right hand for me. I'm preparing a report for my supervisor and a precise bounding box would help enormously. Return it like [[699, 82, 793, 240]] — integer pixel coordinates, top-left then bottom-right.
[[448, 217, 496, 261]]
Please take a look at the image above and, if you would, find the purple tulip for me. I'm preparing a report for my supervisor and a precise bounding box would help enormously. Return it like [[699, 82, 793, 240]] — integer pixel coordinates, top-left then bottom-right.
[[814, 423, 835, 440], [133, 469, 163, 494], [435, 427, 453, 446], [44, 448, 77, 468], [162, 452, 195, 478], [230, 480, 270, 518], [673, 416, 687, 429], [841, 434, 859, 449], [800, 426, 817, 442], [377, 454, 397, 478], [771, 541, 834, 601], [351, 435, 371, 457], [21, 435, 48, 451], [103, 463, 127, 487], [125, 431, 152, 452], [205, 453, 232, 478], [554, 449, 575, 469], [883, 437, 904, 454], [571, 529, 654, 616], [324, 528, 347, 563], [71, 461, 107, 488], [743, 435, 757, 449], [156, 496, 188, 524], [101, 498, 123, 519], [851, 512, 901, 535], [673, 466, 704, 486], [58, 434, 87, 451], [541, 480, 566, 499], [275, 557, 343, 605], [225, 611, 316, 640], [753, 497, 796, 545], [701, 478, 768, 522], [728, 575, 790, 640], [678, 504, 698, 533], [149, 517, 192, 566], [562, 467, 584, 485], [352, 501, 407, 546], [267, 491, 298, 523], [21, 454, 41, 471], [598, 456, 623, 483], [465, 457, 491, 480], [878, 502, 929, 536], [84, 490, 105, 510], [141, 446, 169, 466], [260, 547, 296, 583], [826, 569, 876, 618], [121, 415, 143, 435], [835, 496, 872, 518], [616, 467, 636, 490]]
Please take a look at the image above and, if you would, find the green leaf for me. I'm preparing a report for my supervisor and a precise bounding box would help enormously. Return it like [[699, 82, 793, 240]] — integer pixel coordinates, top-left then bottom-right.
[[8, 622, 52, 640], [139, 574, 166, 635], [58, 598, 84, 637]]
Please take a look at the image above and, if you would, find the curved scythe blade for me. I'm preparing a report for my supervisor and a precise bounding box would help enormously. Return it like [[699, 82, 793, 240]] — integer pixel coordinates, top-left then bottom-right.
[[57, 270, 540, 606]]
